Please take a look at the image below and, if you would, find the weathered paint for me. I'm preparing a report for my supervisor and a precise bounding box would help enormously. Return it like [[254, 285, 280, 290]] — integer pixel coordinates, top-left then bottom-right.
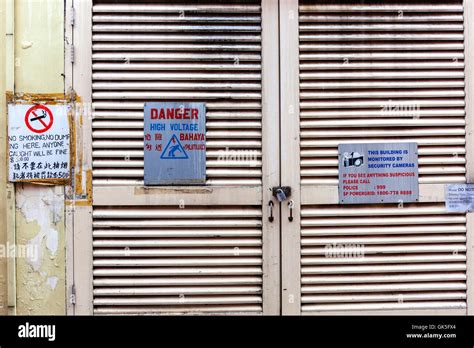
[[13, 0, 66, 315], [0, 0, 9, 316], [15, 184, 65, 314], [66, 94, 93, 206]]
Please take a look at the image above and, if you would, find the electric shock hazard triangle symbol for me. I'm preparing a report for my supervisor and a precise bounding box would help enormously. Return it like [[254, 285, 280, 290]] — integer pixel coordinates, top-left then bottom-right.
[[161, 134, 189, 159]]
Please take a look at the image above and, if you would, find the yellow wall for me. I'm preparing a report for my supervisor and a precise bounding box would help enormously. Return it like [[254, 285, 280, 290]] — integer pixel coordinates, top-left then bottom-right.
[[14, 0, 64, 93], [13, 0, 65, 315], [0, 0, 9, 316]]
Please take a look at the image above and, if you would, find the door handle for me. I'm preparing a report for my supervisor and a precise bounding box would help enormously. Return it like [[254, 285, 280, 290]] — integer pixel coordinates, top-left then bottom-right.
[[268, 200, 274, 222], [288, 200, 294, 222]]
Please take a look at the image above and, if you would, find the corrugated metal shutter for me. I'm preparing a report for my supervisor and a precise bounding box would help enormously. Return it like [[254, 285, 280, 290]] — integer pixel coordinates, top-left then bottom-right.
[[299, 1, 466, 185], [92, 0, 262, 186], [301, 203, 467, 312], [93, 205, 263, 314], [298, 0, 467, 313], [91, 0, 266, 315]]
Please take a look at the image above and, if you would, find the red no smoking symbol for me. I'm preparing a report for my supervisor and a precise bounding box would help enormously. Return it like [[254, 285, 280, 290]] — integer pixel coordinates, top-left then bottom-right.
[[25, 105, 54, 134]]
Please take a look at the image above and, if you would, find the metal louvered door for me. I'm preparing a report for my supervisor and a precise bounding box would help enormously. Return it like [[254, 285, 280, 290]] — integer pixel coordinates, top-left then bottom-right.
[[280, 0, 469, 315], [89, 0, 280, 315]]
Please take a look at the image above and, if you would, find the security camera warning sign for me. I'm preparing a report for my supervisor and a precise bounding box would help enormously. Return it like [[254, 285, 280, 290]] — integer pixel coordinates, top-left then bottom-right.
[[338, 143, 419, 204]]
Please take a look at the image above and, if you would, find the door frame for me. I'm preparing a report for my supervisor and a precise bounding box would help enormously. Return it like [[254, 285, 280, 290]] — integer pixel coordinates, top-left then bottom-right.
[[67, 0, 282, 315], [67, 0, 474, 316], [67, 0, 94, 315], [279, 0, 301, 315], [464, 0, 474, 317], [279, 0, 474, 315]]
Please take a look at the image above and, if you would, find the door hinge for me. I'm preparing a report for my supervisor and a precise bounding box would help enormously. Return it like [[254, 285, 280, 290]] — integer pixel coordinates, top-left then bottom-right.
[[70, 7, 75, 27], [70, 45, 75, 65], [69, 284, 76, 306], [67, 167, 76, 201]]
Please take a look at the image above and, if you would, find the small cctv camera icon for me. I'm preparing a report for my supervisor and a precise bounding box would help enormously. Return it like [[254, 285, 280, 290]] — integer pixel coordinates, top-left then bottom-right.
[[343, 152, 364, 168]]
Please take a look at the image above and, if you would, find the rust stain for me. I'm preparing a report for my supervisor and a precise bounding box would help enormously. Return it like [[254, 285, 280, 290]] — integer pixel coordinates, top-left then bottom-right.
[[74, 172, 83, 196], [66, 169, 92, 206], [65, 200, 91, 207], [68, 95, 91, 206], [12, 178, 69, 185], [6, 92, 69, 105], [86, 169, 93, 203], [135, 186, 214, 195]]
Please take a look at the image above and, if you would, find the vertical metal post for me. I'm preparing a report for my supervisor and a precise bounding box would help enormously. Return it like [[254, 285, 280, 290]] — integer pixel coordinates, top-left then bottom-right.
[[279, 0, 301, 315]]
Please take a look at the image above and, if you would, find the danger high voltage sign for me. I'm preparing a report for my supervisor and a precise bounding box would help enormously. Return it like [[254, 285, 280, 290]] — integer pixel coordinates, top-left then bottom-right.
[[144, 102, 206, 185]]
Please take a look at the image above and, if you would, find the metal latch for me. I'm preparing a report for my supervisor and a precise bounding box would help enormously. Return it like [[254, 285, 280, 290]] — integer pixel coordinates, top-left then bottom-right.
[[272, 186, 291, 202]]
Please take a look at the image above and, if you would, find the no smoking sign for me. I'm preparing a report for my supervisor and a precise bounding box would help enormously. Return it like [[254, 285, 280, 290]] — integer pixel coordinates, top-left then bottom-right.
[[8, 103, 71, 183], [25, 105, 54, 134]]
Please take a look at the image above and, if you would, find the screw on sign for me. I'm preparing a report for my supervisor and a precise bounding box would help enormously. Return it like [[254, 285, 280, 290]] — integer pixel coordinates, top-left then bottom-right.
[[25, 104, 54, 134]]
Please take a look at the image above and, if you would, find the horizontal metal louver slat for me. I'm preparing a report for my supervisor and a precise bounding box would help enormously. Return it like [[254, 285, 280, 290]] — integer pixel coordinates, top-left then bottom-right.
[[92, 0, 263, 186], [93, 15, 261, 23], [93, 34, 262, 43], [93, 205, 263, 315], [93, 4, 261, 13], [298, 0, 467, 314], [299, 14, 464, 23], [92, 24, 261, 32], [299, 4, 463, 12], [301, 302, 465, 312]]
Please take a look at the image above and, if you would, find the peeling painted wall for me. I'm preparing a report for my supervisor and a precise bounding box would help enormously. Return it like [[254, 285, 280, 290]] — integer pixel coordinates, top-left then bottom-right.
[[0, 0, 9, 316], [15, 185, 65, 314], [13, 0, 66, 315]]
